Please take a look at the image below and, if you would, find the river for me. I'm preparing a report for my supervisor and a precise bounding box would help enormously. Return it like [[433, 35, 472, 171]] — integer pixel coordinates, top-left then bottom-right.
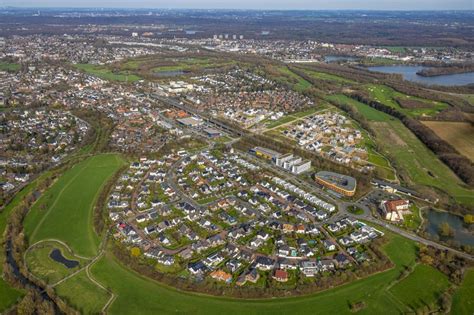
[[367, 65, 474, 86]]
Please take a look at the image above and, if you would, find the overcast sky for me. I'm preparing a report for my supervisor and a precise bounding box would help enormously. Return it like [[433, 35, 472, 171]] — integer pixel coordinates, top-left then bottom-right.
[[2, 0, 473, 10]]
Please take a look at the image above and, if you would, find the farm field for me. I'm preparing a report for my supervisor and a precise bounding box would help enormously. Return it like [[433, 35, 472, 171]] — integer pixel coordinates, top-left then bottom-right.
[[24, 154, 126, 258], [452, 269, 474, 315], [389, 264, 450, 310], [74, 64, 142, 82], [421, 121, 474, 162]]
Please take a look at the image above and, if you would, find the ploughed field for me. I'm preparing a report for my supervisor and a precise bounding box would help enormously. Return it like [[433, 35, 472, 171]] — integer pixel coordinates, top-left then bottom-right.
[[421, 121, 474, 162]]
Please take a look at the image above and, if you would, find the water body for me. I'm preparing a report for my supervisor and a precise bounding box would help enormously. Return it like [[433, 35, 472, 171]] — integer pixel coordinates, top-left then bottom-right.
[[49, 248, 79, 268], [367, 65, 474, 86], [324, 55, 359, 63], [154, 70, 186, 77], [425, 209, 474, 246]]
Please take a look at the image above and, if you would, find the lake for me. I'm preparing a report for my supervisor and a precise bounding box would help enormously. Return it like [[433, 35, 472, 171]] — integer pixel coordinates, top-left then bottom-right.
[[49, 248, 79, 268], [424, 209, 474, 246], [367, 65, 474, 86], [324, 55, 359, 63]]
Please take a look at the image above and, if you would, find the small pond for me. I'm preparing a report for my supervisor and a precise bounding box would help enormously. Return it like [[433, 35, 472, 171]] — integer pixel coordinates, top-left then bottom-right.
[[49, 248, 79, 269], [154, 70, 187, 77], [424, 209, 474, 246], [367, 65, 474, 86]]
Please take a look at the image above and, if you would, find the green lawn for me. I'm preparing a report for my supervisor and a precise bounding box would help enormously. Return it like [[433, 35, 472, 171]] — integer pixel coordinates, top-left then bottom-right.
[[84, 234, 417, 314], [303, 69, 356, 84], [74, 64, 142, 82], [452, 268, 474, 315], [0, 62, 20, 72], [24, 154, 126, 258], [389, 264, 450, 310], [0, 279, 23, 312], [365, 84, 448, 118], [54, 270, 111, 315], [327, 94, 392, 122], [275, 66, 312, 92]]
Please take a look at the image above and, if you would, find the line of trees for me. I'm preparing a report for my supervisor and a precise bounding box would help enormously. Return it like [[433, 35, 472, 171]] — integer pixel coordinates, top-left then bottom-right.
[[349, 93, 474, 187]]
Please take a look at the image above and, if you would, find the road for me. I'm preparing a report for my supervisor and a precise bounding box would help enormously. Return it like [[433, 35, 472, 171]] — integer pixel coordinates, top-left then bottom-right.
[[152, 93, 474, 261]]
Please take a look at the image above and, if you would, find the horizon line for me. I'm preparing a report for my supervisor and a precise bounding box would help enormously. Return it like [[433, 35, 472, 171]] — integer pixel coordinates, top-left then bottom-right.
[[1, 7, 473, 11]]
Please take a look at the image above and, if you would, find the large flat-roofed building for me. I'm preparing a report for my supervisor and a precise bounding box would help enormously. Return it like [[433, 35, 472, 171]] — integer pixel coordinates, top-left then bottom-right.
[[249, 147, 281, 160], [292, 160, 311, 174], [177, 116, 203, 127], [314, 171, 357, 197]]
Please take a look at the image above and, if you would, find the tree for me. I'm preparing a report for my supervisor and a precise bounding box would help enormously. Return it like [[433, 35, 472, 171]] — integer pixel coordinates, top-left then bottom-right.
[[439, 222, 454, 237], [464, 214, 474, 224], [131, 247, 141, 257]]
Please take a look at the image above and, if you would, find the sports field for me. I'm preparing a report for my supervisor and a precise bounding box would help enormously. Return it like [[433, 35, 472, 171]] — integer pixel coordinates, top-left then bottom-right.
[[24, 154, 126, 258], [422, 121, 474, 162]]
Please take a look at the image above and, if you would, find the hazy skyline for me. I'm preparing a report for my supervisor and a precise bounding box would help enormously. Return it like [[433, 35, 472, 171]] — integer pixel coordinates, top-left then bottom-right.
[[2, 0, 473, 10]]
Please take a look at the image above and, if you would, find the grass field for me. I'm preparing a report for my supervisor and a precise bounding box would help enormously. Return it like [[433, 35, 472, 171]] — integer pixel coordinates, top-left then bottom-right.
[[55, 269, 111, 314], [421, 121, 474, 162], [303, 69, 355, 84], [24, 154, 125, 258], [365, 84, 448, 118], [372, 119, 474, 204], [452, 268, 474, 315], [274, 66, 312, 92], [327, 94, 392, 122], [74, 64, 142, 82], [389, 264, 450, 310], [0, 62, 20, 72]]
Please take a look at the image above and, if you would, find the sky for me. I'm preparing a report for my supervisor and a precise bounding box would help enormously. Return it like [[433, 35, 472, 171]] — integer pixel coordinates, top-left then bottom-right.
[[2, 0, 473, 10]]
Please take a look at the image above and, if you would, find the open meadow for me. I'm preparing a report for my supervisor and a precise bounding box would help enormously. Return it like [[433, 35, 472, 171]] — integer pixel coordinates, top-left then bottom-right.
[[24, 154, 126, 258]]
